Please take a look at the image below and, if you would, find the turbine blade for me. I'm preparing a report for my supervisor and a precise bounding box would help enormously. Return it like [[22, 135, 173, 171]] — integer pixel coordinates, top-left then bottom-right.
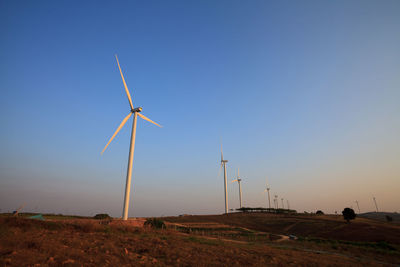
[[218, 163, 222, 177], [220, 143, 224, 162], [231, 179, 238, 183], [101, 112, 133, 154], [137, 113, 162, 127], [115, 55, 134, 110]]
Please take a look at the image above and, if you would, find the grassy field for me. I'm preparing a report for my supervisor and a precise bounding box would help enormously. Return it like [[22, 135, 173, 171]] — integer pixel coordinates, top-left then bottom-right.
[[1, 213, 399, 266], [163, 212, 400, 244]]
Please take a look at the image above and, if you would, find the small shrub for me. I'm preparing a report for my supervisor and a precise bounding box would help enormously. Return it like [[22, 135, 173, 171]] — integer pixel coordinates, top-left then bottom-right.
[[386, 215, 393, 222], [316, 210, 324, 215], [144, 218, 165, 229], [94, 214, 111, 220]]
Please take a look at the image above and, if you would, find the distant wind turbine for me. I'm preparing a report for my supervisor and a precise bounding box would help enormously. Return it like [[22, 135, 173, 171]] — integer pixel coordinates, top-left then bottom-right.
[[231, 168, 243, 209], [355, 200, 361, 213], [274, 195, 279, 209], [373, 197, 379, 212], [281, 198, 285, 209], [286, 199, 290, 210], [101, 55, 162, 220], [219, 143, 229, 213], [263, 177, 271, 210]]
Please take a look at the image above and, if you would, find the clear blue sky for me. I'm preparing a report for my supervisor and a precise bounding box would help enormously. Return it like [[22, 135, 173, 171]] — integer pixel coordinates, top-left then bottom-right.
[[1, 0, 399, 217]]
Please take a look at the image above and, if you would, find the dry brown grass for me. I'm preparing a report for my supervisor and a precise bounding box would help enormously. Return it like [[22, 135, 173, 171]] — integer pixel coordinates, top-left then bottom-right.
[[1, 215, 399, 266]]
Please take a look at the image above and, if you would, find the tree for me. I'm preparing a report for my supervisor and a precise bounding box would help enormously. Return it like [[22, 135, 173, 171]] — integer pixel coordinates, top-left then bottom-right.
[[94, 214, 111, 220], [316, 210, 324, 215], [342, 208, 356, 223]]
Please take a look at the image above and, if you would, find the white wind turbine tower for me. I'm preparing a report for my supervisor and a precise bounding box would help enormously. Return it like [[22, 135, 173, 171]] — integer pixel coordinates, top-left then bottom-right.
[[219, 143, 229, 213], [263, 177, 271, 210], [281, 198, 285, 209], [274, 195, 279, 209], [231, 168, 243, 209], [101, 55, 162, 220], [373, 197, 379, 212], [355, 200, 361, 213]]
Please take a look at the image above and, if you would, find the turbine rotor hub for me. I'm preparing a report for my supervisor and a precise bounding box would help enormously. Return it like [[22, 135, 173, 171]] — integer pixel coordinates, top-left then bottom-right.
[[132, 107, 143, 113]]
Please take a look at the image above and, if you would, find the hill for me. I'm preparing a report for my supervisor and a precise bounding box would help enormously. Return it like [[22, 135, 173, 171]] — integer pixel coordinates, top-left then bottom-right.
[[1, 213, 400, 266], [359, 212, 400, 223], [163, 212, 400, 244]]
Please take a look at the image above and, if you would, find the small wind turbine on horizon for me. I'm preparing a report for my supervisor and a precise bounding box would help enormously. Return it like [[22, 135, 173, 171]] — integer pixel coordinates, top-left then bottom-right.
[[281, 198, 285, 209], [373, 197, 379, 212], [274, 195, 279, 209], [231, 168, 243, 209], [263, 177, 271, 209], [101, 55, 162, 221], [219, 143, 229, 214], [286, 199, 290, 210], [355, 200, 361, 213]]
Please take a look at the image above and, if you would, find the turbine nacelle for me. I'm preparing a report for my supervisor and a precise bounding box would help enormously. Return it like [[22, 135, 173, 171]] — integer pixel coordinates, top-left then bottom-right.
[[131, 107, 143, 113]]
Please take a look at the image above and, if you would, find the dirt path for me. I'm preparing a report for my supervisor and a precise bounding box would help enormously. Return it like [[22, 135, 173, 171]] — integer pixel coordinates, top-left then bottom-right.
[[275, 235, 290, 242], [169, 222, 294, 242]]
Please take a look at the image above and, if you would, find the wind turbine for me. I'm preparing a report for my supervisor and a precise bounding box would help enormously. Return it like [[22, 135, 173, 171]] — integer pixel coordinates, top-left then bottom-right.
[[281, 198, 285, 209], [101, 55, 162, 221], [286, 199, 290, 210], [274, 195, 279, 209], [219, 143, 229, 213], [355, 200, 361, 213], [263, 177, 271, 210], [373, 197, 379, 212], [231, 168, 243, 209]]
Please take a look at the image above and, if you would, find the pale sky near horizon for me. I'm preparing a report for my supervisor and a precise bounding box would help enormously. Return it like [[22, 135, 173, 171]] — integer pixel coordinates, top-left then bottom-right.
[[1, 0, 399, 217]]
